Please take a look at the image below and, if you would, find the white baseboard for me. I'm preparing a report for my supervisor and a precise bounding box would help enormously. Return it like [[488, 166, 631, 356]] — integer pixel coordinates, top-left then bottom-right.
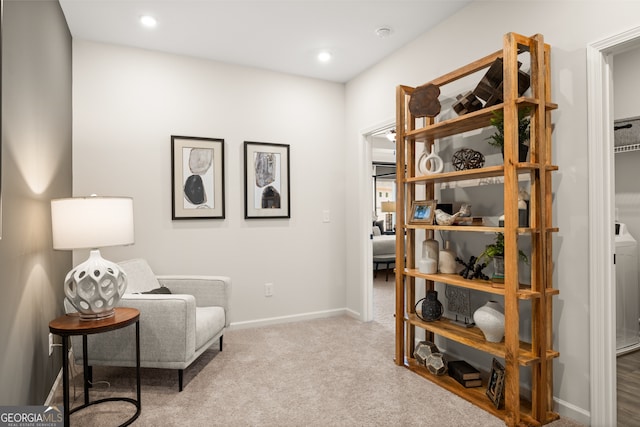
[[554, 396, 590, 426], [44, 368, 63, 406], [345, 308, 360, 319], [229, 308, 349, 329]]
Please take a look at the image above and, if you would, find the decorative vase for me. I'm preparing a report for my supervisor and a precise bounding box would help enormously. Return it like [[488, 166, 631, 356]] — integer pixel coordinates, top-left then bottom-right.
[[418, 258, 437, 274], [439, 240, 457, 274], [518, 188, 529, 227], [421, 290, 444, 321], [417, 146, 444, 175], [491, 256, 505, 283], [500, 141, 529, 162], [473, 300, 505, 342], [422, 231, 439, 266], [519, 141, 529, 162]]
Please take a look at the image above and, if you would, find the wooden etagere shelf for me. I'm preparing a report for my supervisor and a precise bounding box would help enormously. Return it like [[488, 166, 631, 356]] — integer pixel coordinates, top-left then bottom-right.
[[404, 164, 558, 185], [403, 269, 560, 299], [404, 98, 558, 143], [405, 314, 559, 366], [405, 358, 545, 427], [394, 32, 559, 426]]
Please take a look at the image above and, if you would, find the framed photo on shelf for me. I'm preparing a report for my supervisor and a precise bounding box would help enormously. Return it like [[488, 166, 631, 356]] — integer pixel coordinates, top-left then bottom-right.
[[486, 358, 505, 409], [171, 135, 225, 220], [408, 200, 437, 225], [244, 141, 290, 219]]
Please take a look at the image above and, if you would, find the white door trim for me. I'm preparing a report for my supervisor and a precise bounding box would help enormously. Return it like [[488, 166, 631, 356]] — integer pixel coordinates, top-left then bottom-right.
[[360, 119, 395, 322], [586, 25, 640, 427]]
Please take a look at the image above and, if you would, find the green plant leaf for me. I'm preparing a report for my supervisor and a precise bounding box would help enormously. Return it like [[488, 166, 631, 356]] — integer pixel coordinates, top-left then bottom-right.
[[476, 233, 528, 265]]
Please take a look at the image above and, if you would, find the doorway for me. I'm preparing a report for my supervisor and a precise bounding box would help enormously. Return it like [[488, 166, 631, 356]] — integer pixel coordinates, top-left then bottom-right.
[[361, 121, 396, 324], [587, 25, 640, 427]]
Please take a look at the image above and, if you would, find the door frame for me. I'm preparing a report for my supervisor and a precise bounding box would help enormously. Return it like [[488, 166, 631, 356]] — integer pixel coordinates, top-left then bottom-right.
[[586, 25, 640, 426], [360, 119, 395, 322]]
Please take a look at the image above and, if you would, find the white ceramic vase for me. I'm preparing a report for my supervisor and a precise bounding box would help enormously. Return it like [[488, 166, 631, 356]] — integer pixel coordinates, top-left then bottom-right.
[[473, 300, 505, 343], [439, 240, 457, 274], [418, 258, 437, 274], [422, 232, 439, 266]]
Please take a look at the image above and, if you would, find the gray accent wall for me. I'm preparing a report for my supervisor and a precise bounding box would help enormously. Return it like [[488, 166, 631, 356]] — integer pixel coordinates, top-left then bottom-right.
[[0, 0, 72, 404]]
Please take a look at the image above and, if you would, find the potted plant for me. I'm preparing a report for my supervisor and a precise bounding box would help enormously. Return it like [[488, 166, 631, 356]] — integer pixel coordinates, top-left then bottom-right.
[[486, 107, 531, 162], [476, 233, 528, 283]]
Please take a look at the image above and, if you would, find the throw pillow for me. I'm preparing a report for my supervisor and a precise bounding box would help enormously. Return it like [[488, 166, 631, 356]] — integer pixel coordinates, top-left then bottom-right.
[[142, 287, 172, 294]]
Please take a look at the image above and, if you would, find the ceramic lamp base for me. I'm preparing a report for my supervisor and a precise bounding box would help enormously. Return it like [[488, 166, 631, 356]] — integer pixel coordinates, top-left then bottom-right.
[[64, 249, 127, 320]]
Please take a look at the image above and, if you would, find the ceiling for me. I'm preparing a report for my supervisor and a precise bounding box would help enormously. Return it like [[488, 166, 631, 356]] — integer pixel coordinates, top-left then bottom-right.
[[58, 0, 471, 83]]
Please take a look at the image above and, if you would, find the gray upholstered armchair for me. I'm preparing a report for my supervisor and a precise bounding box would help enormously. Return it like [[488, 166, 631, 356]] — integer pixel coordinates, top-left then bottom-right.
[[64, 258, 231, 391]]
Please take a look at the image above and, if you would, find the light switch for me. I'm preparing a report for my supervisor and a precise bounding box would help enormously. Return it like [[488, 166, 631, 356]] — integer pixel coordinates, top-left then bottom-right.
[[322, 210, 330, 223]]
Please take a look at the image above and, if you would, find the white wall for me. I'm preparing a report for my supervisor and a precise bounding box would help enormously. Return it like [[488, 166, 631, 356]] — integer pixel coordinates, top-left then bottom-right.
[[345, 1, 640, 422], [72, 41, 347, 325]]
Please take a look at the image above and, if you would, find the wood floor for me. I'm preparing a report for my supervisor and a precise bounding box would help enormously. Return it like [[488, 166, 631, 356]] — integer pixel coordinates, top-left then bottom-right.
[[618, 349, 640, 426]]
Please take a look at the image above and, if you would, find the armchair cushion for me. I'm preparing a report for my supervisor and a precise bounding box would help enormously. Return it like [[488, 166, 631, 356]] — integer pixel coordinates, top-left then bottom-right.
[[372, 235, 396, 256]]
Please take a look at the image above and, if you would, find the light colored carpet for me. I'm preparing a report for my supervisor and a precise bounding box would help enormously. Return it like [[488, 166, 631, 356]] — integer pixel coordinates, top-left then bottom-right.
[[52, 275, 584, 426]]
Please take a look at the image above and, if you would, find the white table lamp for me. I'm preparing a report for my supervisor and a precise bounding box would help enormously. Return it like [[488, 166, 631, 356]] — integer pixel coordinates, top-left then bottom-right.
[[51, 196, 134, 320]]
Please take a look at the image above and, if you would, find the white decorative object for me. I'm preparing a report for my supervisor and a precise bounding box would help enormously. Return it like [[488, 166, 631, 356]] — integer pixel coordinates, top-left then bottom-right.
[[417, 146, 444, 175], [422, 231, 439, 265], [51, 196, 135, 320], [435, 209, 461, 226], [473, 300, 505, 343], [419, 257, 437, 274], [439, 240, 457, 274]]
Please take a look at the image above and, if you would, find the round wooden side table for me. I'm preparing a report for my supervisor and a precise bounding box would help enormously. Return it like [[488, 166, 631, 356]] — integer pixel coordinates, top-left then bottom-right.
[[49, 307, 141, 427]]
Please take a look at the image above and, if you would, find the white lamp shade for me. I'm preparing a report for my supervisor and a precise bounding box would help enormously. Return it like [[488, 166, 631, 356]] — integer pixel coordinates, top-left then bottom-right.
[[51, 196, 134, 250]]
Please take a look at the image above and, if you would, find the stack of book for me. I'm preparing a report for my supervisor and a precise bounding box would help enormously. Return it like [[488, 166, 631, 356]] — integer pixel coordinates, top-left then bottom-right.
[[448, 360, 482, 388]]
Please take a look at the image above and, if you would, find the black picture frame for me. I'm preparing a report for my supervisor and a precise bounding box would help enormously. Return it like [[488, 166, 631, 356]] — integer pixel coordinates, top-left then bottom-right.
[[486, 358, 505, 409], [244, 141, 290, 219], [408, 200, 437, 225], [171, 135, 225, 219]]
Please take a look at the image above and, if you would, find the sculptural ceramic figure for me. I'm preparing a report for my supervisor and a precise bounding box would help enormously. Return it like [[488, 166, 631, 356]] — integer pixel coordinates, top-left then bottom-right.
[[473, 300, 505, 343], [417, 146, 444, 175], [435, 209, 462, 226]]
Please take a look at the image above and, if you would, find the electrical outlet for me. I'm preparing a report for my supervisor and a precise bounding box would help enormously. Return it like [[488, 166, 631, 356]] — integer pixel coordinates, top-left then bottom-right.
[[264, 283, 274, 297], [49, 333, 54, 356]]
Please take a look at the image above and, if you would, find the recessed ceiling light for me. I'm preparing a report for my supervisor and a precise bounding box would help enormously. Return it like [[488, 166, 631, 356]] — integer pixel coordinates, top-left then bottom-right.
[[140, 15, 157, 28], [317, 51, 332, 63], [375, 27, 392, 38]]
